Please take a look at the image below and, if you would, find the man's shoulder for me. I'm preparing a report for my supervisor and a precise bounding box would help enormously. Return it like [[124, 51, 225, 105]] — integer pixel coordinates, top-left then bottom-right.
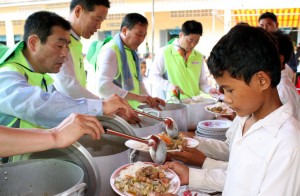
[[0, 61, 25, 74], [101, 39, 117, 50]]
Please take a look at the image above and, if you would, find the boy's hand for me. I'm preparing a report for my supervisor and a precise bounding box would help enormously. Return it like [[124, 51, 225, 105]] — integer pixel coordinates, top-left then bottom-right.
[[168, 146, 206, 167], [162, 161, 189, 185]]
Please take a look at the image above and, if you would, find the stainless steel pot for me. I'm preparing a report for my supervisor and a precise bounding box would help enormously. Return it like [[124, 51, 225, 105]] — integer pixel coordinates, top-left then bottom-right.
[[12, 142, 101, 196], [182, 97, 216, 130], [78, 115, 136, 196], [0, 159, 85, 196], [138, 103, 188, 132], [130, 116, 164, 137]]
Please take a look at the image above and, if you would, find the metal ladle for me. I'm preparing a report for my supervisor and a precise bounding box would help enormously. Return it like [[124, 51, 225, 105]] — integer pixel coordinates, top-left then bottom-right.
[[133, 109, 179, 138], [105, 129, 167, 164]]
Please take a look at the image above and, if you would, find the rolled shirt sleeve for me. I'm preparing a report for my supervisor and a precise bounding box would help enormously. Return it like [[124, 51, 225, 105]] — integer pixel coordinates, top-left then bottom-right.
[[0, 71, 103, 128], [189, 166, 227, 192]]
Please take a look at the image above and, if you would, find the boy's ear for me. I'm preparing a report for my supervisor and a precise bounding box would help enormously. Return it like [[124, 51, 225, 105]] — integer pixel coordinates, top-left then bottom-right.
[[256, 71, 271, 90]]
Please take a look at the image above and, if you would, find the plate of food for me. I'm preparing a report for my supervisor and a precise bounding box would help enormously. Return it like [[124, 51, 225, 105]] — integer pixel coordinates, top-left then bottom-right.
[[205, 102, 234, 116], [111, 162, 180, 196], [125, 133, 199, 152]]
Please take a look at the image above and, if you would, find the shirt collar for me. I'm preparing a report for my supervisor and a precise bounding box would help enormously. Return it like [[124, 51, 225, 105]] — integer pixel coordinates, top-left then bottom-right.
[[70, 29, 80, 41], [24, 57, 35, 71], [238, 103, 293, 137]]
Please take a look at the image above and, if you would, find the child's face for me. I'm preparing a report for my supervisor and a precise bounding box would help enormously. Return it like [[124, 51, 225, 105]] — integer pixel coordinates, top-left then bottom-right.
[[215, 71, 265, 117]]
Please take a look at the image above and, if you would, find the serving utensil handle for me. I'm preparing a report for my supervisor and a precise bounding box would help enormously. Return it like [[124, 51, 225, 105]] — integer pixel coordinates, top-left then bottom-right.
[[133, 109, 164, 121], [105, 129, 149, 145]]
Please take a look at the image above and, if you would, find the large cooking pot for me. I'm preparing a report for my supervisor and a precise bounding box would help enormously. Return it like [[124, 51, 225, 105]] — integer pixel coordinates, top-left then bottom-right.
[[182, 97, 216, 130], [0, 159, 85, 196], [137, 103, 188, 132], [12, 142, 101, 196], [130, 116, 164, 137], [78, 115, 136, 196]]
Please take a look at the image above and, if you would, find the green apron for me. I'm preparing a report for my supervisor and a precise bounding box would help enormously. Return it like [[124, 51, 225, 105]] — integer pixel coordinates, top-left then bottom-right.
[[163, 42, 202, 99], [69, 35, 86, 87]]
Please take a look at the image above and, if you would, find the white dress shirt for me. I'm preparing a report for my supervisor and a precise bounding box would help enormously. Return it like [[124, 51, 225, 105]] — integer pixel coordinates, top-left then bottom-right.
[[95, 47, 148, 99], [285, 63, 295, 82], [0, 71, 103, 128], [223, 103, 300, 196], [188, 123, 233, 191], [50, 30, 99, 99], [277, 68, 300, 121]]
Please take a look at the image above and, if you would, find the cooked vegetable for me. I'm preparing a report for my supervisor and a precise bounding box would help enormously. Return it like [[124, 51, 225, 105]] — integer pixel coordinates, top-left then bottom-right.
[[158, 132, 188, 150]]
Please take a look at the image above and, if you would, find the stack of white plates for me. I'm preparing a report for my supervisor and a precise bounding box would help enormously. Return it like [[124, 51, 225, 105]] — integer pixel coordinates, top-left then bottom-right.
[[195, 120, 232, 141]]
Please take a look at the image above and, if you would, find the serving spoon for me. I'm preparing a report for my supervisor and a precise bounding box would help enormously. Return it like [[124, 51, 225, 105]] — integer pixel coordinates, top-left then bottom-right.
[[105, 129, 167, 164], [133, 109, 179, 138]]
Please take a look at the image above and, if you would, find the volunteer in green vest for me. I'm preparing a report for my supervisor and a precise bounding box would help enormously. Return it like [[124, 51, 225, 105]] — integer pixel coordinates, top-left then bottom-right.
[[149, 20, 218, 101], [51, 0, 110, 99], [0, 11, 137, 129], [95, 13, 165, 109]]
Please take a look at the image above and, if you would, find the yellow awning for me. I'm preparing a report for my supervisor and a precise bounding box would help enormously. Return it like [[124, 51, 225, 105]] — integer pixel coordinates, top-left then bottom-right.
[[233, 8, 300, 28]]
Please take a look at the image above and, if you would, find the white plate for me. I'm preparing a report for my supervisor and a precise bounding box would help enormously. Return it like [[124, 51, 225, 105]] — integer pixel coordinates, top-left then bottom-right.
[[195, 134, 227, 141], [205, 102, 234, 116], [197, 120, 232, 130], [125, 137, 199, 152], [196, 127, 227, 136], [110, 162, 180, 196]]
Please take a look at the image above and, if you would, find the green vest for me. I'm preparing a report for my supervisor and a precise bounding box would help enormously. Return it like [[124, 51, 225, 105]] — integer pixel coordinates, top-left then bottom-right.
[[163, 43, 203, 99], [87, 36, 113, 72], [70, 35, 86, 87], [100, 40, 140, 109], [0, 42, 53, 128]]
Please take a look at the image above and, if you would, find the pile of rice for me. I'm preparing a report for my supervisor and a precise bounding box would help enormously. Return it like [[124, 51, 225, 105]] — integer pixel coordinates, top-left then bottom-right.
[[133, 142, 149, 151], [118, 162, 151, 179]]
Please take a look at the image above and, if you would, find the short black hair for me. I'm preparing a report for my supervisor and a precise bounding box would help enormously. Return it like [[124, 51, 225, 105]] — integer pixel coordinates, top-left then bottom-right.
[[207, 24, 281, 88], [24, 11, 71, 45], [70, 0, 110, 12], [120, 13, 148, 31], [182, 20, 203, 36], [272, 31, 293, 64], [259, 12, 278, 23]]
